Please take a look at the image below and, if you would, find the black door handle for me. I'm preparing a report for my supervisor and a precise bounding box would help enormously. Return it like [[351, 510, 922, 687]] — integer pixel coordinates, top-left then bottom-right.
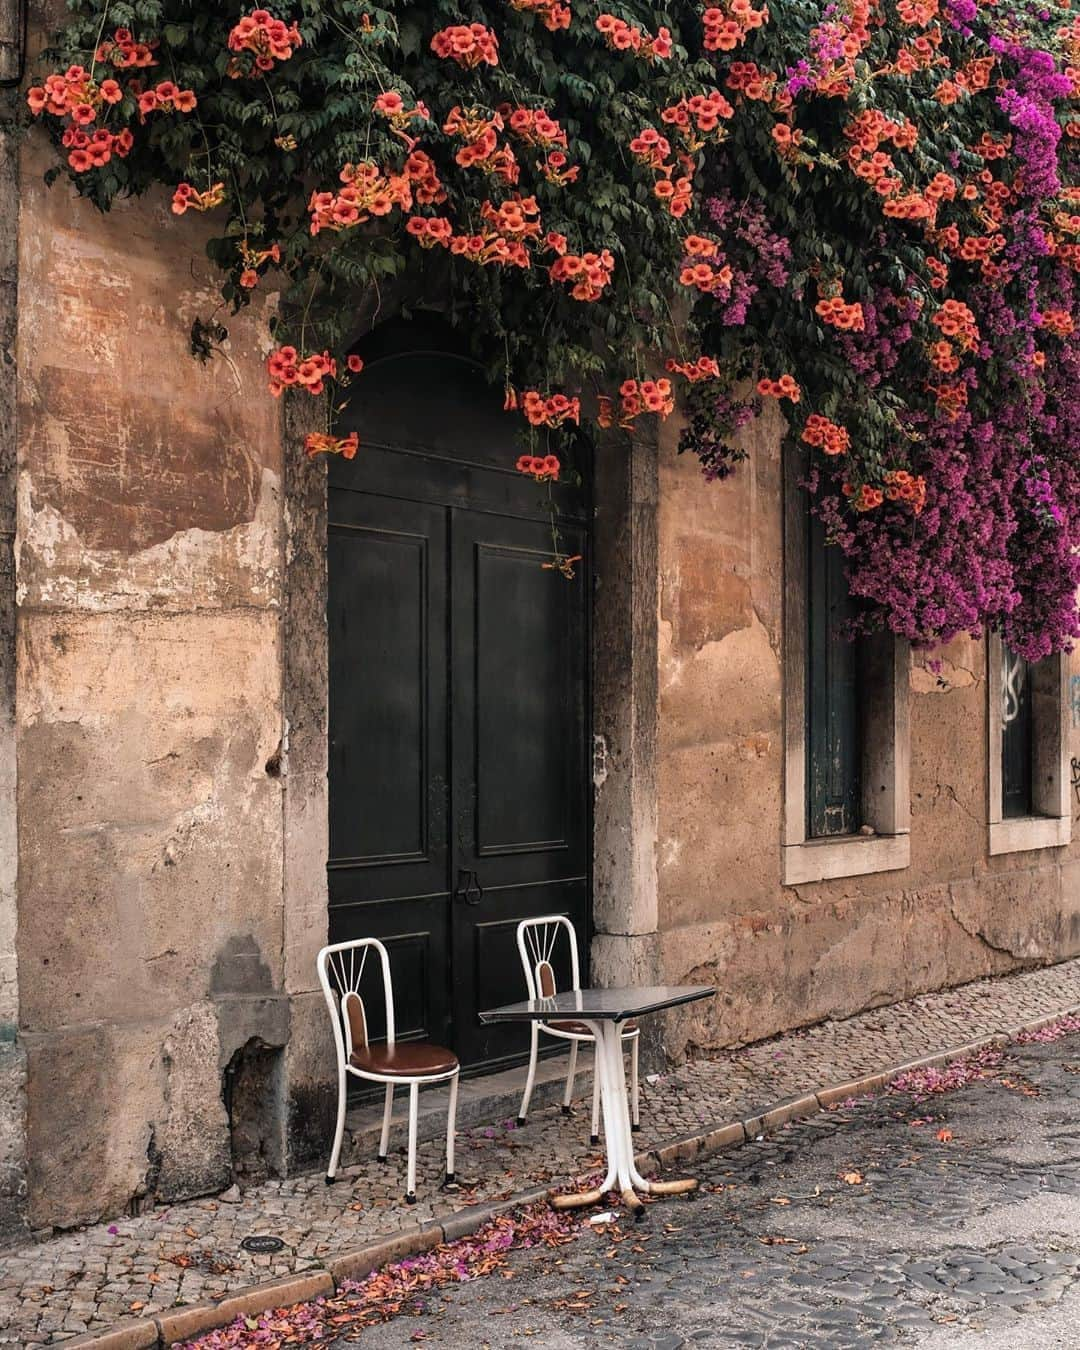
[[454, 869, 483, 906]]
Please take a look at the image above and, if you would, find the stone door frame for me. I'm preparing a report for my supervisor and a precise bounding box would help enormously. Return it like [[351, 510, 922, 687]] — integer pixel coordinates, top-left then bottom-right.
[[278, 365, 665, 1164]]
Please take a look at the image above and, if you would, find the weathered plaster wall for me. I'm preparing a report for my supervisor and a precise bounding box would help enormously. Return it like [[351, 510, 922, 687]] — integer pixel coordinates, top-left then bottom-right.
[[14, 138, 292, 1230], [0, 83, 26, 1240], [655, 408, 1080, 1060]]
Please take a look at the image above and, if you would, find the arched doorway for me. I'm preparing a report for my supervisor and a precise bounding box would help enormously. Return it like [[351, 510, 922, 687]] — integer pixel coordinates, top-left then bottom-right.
[[326, 319, 591, 1069]]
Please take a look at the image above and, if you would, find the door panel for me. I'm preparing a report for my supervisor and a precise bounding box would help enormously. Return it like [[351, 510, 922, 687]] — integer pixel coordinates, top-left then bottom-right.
[[450, 512, 589, 1064], [328, 523, 428, 865], [475, 542, 571, 854], [327, 492, 451, 1048]]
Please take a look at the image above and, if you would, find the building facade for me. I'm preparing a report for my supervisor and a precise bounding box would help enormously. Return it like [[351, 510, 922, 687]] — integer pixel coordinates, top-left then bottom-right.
[[3, 59, 1080, 1239]]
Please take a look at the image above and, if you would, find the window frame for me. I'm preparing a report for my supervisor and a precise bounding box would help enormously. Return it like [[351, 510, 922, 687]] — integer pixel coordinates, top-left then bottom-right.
[[782, 454, 911, 886], [987, 635, 1070, 856]]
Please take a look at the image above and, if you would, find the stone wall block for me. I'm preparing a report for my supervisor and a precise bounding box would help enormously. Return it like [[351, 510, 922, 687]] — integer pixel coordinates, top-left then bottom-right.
[[24, 1021, 167, 1229], [950, 868, 1072, 965], [16, 610, 284, 1033], [155, 1002, 232, 1203]]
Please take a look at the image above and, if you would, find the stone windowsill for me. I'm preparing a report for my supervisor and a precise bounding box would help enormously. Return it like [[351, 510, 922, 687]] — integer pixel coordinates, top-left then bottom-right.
[[989, 814, 1071, 857], [782, 831, 911, 886]]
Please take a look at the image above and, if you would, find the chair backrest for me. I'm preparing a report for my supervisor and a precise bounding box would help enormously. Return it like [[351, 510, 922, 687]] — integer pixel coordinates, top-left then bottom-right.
[[517, 915, 581, 1002], [317, 939, 396, 1070]]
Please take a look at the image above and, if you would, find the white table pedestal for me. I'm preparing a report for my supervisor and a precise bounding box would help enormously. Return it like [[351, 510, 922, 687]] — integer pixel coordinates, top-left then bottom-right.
[[551, 1019, 696, 1219]]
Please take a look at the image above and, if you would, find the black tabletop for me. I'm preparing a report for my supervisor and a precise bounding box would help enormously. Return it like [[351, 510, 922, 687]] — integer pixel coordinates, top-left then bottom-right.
[[478, 985, 715, 1025]]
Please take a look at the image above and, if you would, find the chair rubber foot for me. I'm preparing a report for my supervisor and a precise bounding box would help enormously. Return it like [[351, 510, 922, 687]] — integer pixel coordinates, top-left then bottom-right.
[[405, 1192, 417, 1205], [516, 1117, 527, 1127], [589, 1135, 600, 1146], [631, 1123, 642, 1133], [325, 1175, 336, 1186], [376, 1154, 388, 1165], [633, 1205, 648, 1223], [561, 1105, 573, 1116], [444, 1172, 456, 1187]]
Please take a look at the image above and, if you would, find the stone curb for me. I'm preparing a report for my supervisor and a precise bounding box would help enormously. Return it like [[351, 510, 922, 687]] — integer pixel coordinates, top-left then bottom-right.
[[64, 1001, 1080, 1349], [325, 1219, 445, 1284], [155, 1272, 333, 1345], [60, 1322, 159, 1350]]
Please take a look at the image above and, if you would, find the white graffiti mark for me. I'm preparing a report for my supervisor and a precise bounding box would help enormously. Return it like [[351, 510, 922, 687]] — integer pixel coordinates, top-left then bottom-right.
[[1001, 648, 1027, 727]]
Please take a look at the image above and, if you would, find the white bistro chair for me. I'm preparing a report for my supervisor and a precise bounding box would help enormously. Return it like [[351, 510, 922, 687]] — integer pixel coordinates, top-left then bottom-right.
[[317, 938, 459, 1204], [516, 915, 640, 1142]]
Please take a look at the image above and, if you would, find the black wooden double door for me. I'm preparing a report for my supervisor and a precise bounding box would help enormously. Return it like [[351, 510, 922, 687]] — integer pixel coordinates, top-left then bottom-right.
[[326, 351, 590, 1069]]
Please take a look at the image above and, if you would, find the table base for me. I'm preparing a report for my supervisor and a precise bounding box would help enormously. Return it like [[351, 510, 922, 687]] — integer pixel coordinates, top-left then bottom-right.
[[551, 1019, 697, 1219]]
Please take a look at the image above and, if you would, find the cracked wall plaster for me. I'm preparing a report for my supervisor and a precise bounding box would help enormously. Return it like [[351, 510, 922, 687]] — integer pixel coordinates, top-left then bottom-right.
[[14, 132, 291, 1229], [654, 397, 1080, 1060]]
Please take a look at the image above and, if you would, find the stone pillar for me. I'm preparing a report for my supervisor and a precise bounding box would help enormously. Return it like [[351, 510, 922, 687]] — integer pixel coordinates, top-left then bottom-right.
[[591, 424, 661, 1047], [280, 396, 334, 1169], [0, 81, 25, 1240]]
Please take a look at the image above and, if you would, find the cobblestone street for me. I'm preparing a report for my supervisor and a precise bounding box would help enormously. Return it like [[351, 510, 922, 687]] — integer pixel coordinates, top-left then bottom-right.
[[332, 1031, 1080, 1349], [4, 959, 1080, 1345]]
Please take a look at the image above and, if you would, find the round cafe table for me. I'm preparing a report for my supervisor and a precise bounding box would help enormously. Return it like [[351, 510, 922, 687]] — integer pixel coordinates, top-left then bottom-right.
[[480, 984, 714, 1218]]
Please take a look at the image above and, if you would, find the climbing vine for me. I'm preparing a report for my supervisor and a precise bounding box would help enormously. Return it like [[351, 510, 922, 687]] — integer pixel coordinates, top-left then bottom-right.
[[25, 0, 1080, 655]]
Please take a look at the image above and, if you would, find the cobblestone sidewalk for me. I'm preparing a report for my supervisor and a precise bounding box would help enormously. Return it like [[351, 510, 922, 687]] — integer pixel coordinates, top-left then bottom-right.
[[4, 958, 1080, 1347]]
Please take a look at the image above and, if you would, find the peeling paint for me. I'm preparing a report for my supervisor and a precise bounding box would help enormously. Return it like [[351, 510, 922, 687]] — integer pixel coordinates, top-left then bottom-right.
[[910, 659, 980, 694], [592, 732, 608, 791], [16, 467, 282, 612]]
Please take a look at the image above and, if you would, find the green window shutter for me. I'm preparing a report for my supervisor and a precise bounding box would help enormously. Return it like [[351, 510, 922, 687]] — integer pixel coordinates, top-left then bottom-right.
[[806, 508, 862, 838]]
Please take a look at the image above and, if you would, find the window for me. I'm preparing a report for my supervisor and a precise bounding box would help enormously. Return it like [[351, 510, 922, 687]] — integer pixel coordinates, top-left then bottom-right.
[[988, 636, 1070, 854], [806, 508, 862, 838], [1000, 644, 1033, 820], [782, 464, 910, 885]]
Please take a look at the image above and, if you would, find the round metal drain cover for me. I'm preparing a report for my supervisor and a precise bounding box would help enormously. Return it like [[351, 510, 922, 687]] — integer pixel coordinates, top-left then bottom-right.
[[240, 1235, 285, 1254]]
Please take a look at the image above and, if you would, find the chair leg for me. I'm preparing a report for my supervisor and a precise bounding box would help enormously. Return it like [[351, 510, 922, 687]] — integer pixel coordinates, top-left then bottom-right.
[[445, 1072, 459, 1185], [590, 1044, 601, 1145], [630, 1034, 641, 1132], [378, 1083, 394, 1163], [405, 1081, 419, 1203], [518, 1023, 540, 1126], [562, 1039, 579, 1115], [326, 1064, 347, 1184]]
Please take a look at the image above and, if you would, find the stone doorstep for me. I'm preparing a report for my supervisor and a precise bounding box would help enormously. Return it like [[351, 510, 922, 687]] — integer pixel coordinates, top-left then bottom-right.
[[341, 1047, 592, 1159], [51, 1001, 1080, 1350]]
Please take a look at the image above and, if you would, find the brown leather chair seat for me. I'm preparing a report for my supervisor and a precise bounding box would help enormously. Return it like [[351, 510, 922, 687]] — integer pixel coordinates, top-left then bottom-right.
[[350, 1042, 459, 1077], [546, 1018, 638, 1036]]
